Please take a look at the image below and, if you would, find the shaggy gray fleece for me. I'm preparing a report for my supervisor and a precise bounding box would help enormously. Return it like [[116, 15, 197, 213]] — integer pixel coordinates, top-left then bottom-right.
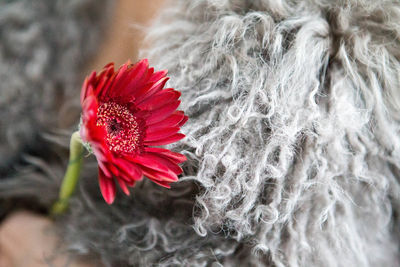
[[1, 0, 400, 266]]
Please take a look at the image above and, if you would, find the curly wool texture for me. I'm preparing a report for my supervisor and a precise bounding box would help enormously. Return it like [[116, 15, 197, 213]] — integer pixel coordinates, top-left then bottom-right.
[[0, 0, 111, 172], [1, 0, 400, 266], [143, 0, 400, 265]]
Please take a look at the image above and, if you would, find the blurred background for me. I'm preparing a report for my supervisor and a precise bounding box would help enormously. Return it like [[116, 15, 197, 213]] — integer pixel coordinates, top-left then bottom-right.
[[88, 0, 164, 70], [0, 1, 164, 266]]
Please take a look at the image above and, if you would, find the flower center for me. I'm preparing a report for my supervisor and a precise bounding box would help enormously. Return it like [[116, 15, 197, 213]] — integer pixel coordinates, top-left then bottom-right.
[[96, 102, 142, 154]]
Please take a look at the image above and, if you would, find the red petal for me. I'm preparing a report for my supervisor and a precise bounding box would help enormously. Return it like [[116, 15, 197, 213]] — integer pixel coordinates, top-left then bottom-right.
[[116, 177, 130, 196], [129, 154, 171, 173], [146, 100, 181, 125], [145, 127, 181, 141], [147, 111, 185, 129], [108, 64, 131, 97], [80, 72, 95, 104], [135, 77, 169, 103], [81, 95, 98, 124], [106, 162, 120, 177], [116, 159, 143, 181], [93, 65, 115, 99], [141, 67, 155, 86], [114, 69, 140, 98], [97, 160, 112, 178], [126, 179, 136, 187], [144, 133, 185, 146], [98, 169, 116, 204], [123, 59, 150, 95], [99, 72, 117, 100], [144, 147, 187, 163], [148, 179, 171, 188], [145, 153, 183, 175], [141, 166, 178, 183], [178, 115, 188, 127], [149, 69, 167, 83], [137, 90, 180, 110]]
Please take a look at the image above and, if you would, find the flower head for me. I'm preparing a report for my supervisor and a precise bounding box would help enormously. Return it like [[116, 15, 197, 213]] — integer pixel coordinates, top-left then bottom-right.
[[80, 60, 187, 204]]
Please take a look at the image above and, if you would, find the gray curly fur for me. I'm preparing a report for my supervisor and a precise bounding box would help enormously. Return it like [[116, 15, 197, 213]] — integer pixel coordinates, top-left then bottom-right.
[[0, 0, 111, 172], [1, 0, 400, 266]]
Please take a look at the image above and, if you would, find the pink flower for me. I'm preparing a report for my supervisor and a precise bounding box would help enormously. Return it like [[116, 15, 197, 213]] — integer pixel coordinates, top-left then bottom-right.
[[80, 60, 187, 204]]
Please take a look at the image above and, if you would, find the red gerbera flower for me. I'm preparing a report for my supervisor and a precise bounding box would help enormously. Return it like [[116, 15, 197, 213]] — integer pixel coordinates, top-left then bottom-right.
[[80, 59, 187, 204]]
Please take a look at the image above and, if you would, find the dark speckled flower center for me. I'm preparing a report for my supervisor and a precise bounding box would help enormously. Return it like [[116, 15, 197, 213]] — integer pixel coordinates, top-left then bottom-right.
[[96, 102, 141, 154]]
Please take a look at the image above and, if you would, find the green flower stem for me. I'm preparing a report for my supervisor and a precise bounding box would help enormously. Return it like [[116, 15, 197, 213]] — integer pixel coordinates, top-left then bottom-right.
[[51, 131, 84, 216]]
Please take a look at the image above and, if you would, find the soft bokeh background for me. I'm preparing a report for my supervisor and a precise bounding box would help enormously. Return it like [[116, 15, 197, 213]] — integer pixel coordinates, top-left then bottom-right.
[[88, 0, 165, 71]]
